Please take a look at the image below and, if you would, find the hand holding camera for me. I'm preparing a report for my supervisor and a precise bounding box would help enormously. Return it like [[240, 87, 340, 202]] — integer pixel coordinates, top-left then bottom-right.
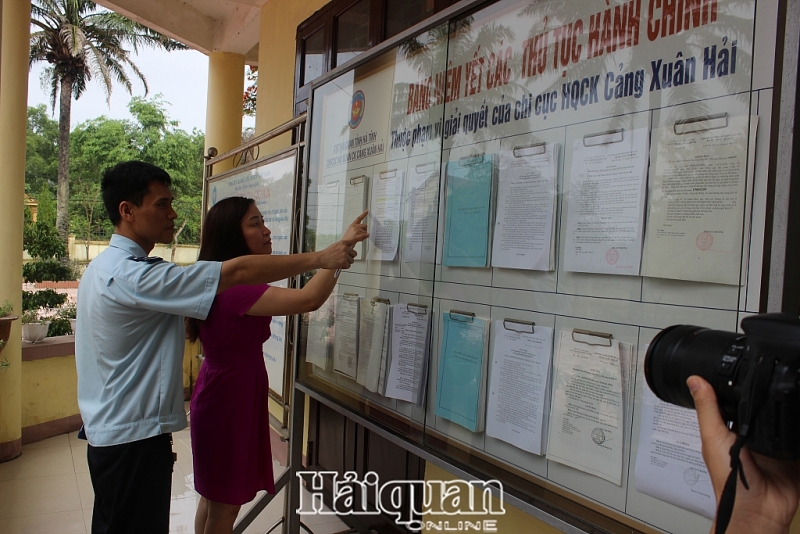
[[646, 313, 800, 534], [689, 375, 800, 534]]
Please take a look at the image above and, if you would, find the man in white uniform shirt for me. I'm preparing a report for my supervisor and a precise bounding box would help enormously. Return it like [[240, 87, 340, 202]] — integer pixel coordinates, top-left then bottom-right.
[[76, 161, 367, 534]]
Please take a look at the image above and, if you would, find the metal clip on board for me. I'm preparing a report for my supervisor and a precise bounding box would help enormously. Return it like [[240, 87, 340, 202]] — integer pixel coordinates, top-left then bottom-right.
[[406, 303, 428, 315], [571, 328, 613, 347], [415, 162, 437, 173], [674, 112, 728, 135], [583, 129, 624, 147], [513, 143, 546, 158], [503, 318, 535, 333], [448, 309, 475, 322], [459, 154, 485, 165]]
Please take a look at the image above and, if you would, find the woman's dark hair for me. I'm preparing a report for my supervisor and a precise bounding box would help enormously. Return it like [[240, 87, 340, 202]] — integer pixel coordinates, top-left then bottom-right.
[[101, 161, 172, 226], [186, 196, 256, 342]]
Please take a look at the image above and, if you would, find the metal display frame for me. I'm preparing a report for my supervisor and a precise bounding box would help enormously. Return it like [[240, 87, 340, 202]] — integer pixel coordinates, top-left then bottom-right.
[[207, 0, 800, 532]]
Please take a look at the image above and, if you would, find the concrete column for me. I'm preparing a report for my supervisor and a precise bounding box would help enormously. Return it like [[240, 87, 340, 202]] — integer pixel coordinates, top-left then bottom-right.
[[205, 51, 245, 174], [0, 0, 31, 462]]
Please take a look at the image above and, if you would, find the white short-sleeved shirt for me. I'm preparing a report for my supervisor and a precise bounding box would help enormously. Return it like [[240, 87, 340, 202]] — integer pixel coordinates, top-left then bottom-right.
[[76, 234, 222, 446]]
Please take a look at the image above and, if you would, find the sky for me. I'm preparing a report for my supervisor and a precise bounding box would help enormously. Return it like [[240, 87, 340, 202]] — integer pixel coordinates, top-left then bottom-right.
[[27, 46, 256, 134]]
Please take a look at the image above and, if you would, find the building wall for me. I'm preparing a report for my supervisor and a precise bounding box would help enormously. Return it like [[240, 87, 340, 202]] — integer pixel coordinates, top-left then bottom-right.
[[255, 0, 328, 153], [21, 356, 79, 429]]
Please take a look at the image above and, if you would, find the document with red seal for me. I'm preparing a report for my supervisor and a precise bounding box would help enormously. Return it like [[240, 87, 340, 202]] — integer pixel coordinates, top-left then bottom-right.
[[563, 127, 649, 276], [547, 330, 625, 485], [642, 114, 756, 285]]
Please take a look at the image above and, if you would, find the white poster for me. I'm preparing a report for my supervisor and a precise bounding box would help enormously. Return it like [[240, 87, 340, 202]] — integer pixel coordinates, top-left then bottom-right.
[[634, 383, 716, 519], [642, 115, 755, 285], [547, 330, 624, 485], [563, 127, 649, 276], [208, 154, 296, 397]]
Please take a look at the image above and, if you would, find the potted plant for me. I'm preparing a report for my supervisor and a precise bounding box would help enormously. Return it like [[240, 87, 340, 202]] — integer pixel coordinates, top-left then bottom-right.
[[0, 300, 19, 357], [21, 309, 50, 344], [60, 303, 77, 334]]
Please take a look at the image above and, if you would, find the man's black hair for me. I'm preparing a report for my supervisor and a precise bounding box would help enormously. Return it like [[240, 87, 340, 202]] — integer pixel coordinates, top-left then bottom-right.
[[101, 161, 172, 226]]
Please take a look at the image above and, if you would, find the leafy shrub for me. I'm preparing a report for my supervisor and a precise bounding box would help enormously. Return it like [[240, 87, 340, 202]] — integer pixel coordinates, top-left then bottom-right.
[[59, 303, 77, 319], [22, 259, 75, 283], [48, 317, 72, 337], [21, 309, 42, 324], [23, 221, 66, 260], [22, 289, 67, 311], [0, 300, 13, 318]]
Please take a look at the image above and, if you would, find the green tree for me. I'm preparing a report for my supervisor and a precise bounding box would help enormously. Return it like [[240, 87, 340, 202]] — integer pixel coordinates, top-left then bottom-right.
[[66, 96, 204, 247], [29, 0, 187, 252], [35, 185, 57, 226], [25, 105, 59, 195]]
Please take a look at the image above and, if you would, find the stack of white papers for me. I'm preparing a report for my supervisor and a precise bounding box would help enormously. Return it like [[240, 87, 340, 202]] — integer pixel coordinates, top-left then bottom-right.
[[333, 294, 359, 379], [546, 330, 625, 485], [435, 312, 489, 432], [634, 380, 715, 518], [491, 144, 558, 271], [367, 169, 404, 262], [563, 128, 649, 276], [342, 174, 369, 259], [485, 322, 553, 455], [305, 294, 335, 371], [356, 298, 390, 393], [404, 161, 440, 264], [384, 303, 431, 405]]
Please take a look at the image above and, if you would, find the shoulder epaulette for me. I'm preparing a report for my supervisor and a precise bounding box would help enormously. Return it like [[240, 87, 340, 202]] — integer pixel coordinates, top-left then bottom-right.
[[129, 256, 164, 264]]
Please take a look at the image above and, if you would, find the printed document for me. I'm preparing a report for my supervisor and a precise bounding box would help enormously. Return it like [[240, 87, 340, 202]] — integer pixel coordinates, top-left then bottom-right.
[[367, 169, 403, 262], [486, 323, 553, 455], [563, 128, 649, 275], [315, 177, 343, 251], [305, 294, 335, 371], [642, 115, 755, 285], [634, 382, 715, 518], [492, 145, 558, 271], [333, 295, 359, 379], [385, 304, 431, 404], [342, 175, 369, 259], [376, 305, 392, 395], [443, 154, 495, 267], [435, 313, 488, 432], [404, 161, 440, 264], [547, 330, 624, 485], [356, 299, 389, 392]]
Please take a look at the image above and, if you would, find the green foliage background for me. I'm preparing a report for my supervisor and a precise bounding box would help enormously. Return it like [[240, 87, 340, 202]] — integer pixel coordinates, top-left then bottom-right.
[[25, 95, 205, 248]]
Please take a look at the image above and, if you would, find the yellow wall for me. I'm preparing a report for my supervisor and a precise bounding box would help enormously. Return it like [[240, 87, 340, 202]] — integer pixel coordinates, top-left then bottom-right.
[[423, 464, 562, 534], [205, 51, 246, 174], [0, 0, 32, 456], [21, 357, 79, 427], [255, 0, 328, 153], [183, 339, 202, 394]]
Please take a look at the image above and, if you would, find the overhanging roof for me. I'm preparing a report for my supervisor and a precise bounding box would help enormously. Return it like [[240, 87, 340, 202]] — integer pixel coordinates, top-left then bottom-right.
[[94, 0, 267, 64]]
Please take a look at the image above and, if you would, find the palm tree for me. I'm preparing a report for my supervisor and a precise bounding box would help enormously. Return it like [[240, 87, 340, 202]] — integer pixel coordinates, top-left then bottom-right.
[[29, 0, 187, 250]]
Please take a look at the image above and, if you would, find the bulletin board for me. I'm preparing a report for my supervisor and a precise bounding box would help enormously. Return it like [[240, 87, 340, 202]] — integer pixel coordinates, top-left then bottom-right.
[[206, 150, 299, 403], [295, 0, 785, 531]]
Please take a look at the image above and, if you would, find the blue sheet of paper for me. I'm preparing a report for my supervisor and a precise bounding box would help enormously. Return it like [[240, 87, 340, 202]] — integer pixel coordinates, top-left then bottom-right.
[[435, 313, 487, 432], [442, 154, 495, 267]]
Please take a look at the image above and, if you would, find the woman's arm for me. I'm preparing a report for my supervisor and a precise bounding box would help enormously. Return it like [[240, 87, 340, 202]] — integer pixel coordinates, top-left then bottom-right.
[[216, 210, 368, 294], [246, 268, 337, 316]]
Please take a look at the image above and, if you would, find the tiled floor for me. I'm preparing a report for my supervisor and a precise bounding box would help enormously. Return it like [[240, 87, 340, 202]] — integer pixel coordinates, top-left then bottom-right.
[[0, 411, 349, 534]]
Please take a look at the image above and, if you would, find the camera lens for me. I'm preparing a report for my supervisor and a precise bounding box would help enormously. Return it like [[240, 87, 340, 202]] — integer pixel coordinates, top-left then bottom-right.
[[645, 325, 742, 412]]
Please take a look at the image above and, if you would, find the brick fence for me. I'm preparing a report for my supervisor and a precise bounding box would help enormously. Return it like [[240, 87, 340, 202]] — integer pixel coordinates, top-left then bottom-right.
[[31, 281, 80, 289]]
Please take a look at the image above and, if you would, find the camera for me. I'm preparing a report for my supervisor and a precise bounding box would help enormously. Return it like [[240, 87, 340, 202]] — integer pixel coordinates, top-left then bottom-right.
[[645, 313, 800, 460]]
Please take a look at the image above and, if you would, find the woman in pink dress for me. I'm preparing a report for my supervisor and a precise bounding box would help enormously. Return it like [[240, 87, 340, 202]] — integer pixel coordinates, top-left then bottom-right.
[[186, 197, 367, 534]]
